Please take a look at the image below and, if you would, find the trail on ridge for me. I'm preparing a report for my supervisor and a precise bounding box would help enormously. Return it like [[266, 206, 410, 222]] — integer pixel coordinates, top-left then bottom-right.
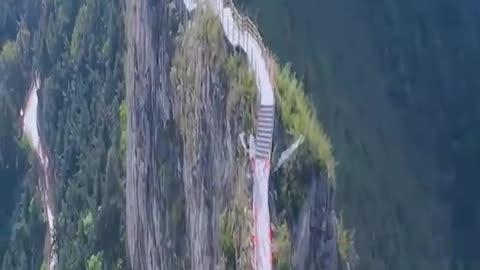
[[22, 74, 57, 270], [181, 1, 276, 269]]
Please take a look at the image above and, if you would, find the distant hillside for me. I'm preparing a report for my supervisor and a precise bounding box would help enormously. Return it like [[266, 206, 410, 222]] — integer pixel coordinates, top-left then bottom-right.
[[236, 0, 480, 269]]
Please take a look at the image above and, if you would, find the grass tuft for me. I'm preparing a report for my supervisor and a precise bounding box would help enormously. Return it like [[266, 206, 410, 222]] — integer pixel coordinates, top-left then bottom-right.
[[18, 133, 32, 156], [337, 213, 358, 268], [220, 212, 236, 268]]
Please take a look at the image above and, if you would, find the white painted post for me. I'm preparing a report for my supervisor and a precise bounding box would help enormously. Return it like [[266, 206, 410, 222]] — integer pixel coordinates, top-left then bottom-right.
[[249, 134, 255, 161], [243, 27, 245, 49]]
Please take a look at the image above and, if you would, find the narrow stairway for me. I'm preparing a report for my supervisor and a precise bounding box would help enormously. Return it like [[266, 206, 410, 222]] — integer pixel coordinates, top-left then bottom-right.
[[255, 104, 275, 160]]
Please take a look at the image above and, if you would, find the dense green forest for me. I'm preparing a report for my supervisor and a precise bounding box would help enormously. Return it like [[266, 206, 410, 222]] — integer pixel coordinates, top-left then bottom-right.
[[0, 0, 126, 269], [236, 0, 480, 269]]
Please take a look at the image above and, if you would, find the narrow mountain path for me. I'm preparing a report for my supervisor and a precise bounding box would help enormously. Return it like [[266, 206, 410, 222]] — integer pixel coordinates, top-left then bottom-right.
[[22, 74, 57, 270], [182, 1, 276, 269]]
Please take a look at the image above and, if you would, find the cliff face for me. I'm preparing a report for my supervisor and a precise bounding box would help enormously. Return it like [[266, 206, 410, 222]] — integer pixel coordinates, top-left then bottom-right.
[[272, 122, 341, 270], [125, 0, 182, 268], [171, 11, 234, 269], [125, 1, 252, 269], [125, 1, 344, 269], [291, 172, 338, 270]]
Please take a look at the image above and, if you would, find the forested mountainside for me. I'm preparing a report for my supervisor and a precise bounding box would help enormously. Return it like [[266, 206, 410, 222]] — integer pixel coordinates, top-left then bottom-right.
[[237, 0, 480, 269], [0, 0, 126, 269], [0, 0, 479, 270]]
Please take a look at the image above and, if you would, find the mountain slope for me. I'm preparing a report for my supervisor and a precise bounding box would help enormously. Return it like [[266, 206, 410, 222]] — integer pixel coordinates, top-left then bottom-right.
[[235, 0, 480, 269]]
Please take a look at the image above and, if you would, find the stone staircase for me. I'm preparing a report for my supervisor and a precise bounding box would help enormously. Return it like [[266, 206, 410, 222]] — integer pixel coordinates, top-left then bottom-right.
[[255, 104, 275, 160]]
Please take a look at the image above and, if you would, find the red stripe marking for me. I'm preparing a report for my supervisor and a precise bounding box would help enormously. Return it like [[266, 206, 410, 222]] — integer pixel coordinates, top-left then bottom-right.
[[252, 207, 257, 269], [268, 225, 272, 268]]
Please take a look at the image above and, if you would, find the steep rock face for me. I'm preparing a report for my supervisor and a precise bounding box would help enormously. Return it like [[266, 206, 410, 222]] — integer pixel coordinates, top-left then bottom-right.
[[171, 9, 255, 269], [288, 169, 338, 270], [126, 2, 251, 269], [171, 13, 235, 268], [307, 174, 337, 270], [270, 67, 344, 270], [125, 0, 184, 268]]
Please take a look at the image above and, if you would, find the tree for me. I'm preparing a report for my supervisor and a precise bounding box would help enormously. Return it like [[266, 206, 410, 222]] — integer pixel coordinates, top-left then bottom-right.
[[86, 252, 103, 270]]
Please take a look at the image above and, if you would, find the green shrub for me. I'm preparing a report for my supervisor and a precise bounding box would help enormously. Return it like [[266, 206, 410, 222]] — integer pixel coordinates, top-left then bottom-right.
[[273, 223, 292, 270], [220, 213, 236, 268], [337, 213, 358, 267], [81, 210, 93, 236], [18, 134, 32, 159], [0, 40, 19, 64], [86, 252, 103, 270], [274, 63, 335, 185]]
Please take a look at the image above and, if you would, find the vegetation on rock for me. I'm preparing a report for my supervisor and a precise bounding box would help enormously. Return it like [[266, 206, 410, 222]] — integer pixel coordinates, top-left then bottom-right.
[[172, 9, 255, 269], [272, 222, 291, 270], [274, 63, 335, 184], [337, 213, 358, 268], [225, 54, 257, 132]]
